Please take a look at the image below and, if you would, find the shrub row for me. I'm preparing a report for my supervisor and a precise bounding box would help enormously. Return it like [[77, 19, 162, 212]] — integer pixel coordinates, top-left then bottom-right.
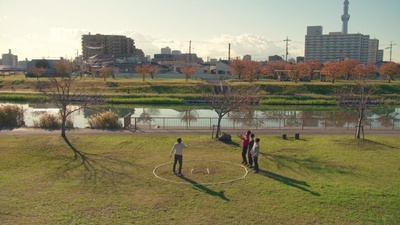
[[0, 104, 121, 129]]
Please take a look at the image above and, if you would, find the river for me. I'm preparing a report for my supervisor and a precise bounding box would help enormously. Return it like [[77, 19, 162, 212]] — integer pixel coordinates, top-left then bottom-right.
[[1, 102, 399, 130]]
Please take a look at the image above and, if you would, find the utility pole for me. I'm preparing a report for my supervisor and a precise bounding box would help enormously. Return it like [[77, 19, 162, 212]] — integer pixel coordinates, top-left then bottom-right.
[[283, 36, 291, 62], [228, 43, 231, 62], [386, 41, 397, 62], [189, 40, 192, 63]]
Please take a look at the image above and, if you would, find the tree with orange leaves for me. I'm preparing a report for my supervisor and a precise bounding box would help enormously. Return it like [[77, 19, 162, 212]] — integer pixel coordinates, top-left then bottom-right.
[[304, 60, 322, 80], [320, 61, 342, 83], [264, 61, 286, 80], [339, 59, 362, 80], [135, 63, 157, 81], [180, 63, 198, 81], [379, 62, 400, 83], [354, 64, 376, 79], [99, 67, 113, 81], [285, 63, 310, 83], [242, 60, 263, 83], [228, 59, 247, 80]]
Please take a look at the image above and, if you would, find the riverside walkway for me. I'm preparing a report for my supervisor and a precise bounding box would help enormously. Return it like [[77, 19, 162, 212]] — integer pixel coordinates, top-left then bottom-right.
[[0, 127, 399, 136]]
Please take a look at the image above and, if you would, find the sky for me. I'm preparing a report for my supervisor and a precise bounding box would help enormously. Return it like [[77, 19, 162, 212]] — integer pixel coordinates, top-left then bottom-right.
[[1, 0, 399, 63]]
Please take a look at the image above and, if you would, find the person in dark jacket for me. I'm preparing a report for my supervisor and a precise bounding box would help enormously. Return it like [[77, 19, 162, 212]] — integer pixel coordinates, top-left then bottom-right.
[[247, 133, 255, 168]]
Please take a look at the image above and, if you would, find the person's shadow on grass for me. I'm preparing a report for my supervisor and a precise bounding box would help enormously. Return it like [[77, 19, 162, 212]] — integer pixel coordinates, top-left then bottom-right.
[[178, 176, 230, 201], [258, 169, 320, 196]]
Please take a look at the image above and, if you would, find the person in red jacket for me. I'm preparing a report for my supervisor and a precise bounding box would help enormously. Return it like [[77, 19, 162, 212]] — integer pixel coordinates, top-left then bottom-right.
[[238, 130, 251, 165]]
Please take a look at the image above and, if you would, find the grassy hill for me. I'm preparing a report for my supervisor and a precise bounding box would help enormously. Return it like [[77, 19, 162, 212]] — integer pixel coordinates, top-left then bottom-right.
[[1, 74, 400, 105]]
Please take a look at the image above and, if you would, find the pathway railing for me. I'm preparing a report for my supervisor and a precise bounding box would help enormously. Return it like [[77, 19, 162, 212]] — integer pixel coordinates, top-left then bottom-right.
[[124, 116, 400, 131]]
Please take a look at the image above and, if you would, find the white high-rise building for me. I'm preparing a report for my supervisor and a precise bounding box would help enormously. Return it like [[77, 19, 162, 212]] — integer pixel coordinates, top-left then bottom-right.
[[304, 0, 383, 64], [305, 27, 370, 64]]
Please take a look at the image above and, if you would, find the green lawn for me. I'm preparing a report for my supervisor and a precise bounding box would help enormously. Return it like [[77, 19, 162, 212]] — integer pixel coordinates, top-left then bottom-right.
[[0, 134, 399, 224]]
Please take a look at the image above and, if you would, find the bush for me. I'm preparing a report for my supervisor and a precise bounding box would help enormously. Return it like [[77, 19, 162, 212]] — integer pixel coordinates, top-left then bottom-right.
[[0, 105, 25, 127], [33, 113, 74, 129], [88, 110, 122, 129]]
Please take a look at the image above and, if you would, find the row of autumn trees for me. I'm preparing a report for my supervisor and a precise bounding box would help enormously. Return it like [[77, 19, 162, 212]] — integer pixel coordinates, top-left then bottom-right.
[[229, 59, 400, 83], [29, 57, 400, 83]]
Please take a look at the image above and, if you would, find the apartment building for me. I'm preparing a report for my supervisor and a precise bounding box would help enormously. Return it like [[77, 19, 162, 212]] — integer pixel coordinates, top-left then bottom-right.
[[305, 26, 370, 64], [81, 33, 144, 60], [1, 49, 18, 66]]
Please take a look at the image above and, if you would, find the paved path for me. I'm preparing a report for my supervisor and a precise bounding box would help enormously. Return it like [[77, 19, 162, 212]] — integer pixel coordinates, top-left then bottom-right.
[[0, 127, 399, 136]]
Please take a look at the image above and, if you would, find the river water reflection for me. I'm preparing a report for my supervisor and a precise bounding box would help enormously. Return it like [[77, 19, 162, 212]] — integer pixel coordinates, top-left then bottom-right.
[[1, 102, 400, 130]]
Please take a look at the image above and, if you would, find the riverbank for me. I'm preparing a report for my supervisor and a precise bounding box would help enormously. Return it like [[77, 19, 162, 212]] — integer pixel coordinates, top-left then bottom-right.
[[1, 75, 400, 105]]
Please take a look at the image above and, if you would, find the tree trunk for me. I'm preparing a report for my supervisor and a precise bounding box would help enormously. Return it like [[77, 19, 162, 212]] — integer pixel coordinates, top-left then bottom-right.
[[215, 116, 223, 139], [61, 110, 67, 138], [356, 111, 363, 139]]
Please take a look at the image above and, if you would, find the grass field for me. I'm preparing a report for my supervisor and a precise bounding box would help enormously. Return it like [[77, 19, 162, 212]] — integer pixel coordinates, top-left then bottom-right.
[[1, 134, 399, 224]]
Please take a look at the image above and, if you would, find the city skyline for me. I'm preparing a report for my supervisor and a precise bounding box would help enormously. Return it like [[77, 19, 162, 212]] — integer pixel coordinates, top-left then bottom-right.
[[0, 0, 399, 63]]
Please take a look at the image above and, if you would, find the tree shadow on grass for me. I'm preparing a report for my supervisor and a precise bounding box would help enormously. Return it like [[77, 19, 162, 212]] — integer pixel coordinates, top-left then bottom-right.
[[357, 139, 399, 150], [259, 169, 320, 196], [178, 176, 230, 201], [61, 136, 140, 184]]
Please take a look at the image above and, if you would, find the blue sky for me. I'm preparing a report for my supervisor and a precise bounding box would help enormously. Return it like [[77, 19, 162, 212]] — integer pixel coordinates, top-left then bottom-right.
[[1, 0, 399, 62]]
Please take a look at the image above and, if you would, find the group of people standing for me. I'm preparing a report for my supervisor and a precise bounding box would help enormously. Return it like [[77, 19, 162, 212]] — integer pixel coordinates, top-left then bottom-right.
[[239, 130, 260, 174], [169, 130, 261, 176]]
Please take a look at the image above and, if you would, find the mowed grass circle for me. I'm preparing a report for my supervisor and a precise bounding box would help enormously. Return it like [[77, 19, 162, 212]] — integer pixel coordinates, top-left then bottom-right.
[[153, 160, 249, 185]]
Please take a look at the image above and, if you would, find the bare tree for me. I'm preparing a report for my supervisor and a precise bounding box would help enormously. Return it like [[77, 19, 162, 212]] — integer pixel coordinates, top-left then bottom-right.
[[338, 76, 373, 139], [200, 81, 260, 138], [29, 66, 47, 80], [36, 60, 103, 137]]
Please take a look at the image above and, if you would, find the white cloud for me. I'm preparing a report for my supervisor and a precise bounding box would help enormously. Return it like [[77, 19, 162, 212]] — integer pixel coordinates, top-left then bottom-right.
[[100, 30, 292, 60], [47, 28, 86, 44]]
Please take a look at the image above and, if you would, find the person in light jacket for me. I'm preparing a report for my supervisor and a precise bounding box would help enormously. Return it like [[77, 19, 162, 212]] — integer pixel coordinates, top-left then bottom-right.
[[170, 137, 188, 176], [250, 138, 260, 174]]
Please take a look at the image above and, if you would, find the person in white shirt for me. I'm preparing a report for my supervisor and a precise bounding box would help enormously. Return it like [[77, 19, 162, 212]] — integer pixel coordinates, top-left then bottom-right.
[[250, 138, 260, 174], [170, 138, 188, 176]]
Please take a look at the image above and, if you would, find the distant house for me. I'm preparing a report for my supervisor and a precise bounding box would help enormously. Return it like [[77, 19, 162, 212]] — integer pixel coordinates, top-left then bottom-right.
[[25, 58, 64, 77], [215, 60, 230, 75]]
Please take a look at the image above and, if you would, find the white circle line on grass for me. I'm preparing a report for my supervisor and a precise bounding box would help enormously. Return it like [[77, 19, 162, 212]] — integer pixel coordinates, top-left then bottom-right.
[[153, 159, 249, 185]]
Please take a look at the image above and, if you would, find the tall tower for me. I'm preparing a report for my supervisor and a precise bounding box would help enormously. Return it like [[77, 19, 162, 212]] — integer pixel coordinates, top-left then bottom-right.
[[341, 0, 350, 34]]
